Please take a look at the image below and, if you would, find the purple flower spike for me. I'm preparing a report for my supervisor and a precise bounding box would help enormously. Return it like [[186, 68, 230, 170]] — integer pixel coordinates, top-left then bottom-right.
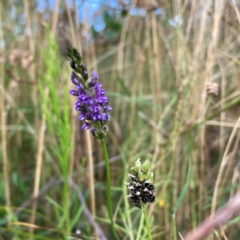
[[69, 53, 112, 137]]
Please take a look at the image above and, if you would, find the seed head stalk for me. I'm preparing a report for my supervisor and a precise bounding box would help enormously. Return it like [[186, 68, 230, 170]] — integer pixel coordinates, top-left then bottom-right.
[[142, 204, 152, 240]]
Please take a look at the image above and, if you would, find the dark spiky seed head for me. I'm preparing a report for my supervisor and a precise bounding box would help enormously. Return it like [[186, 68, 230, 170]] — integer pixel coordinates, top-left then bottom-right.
[[142, 196, 148, 203], [143, 181, 150, 188], [148, 184, 154, 191], [126, 160, 155, 208], [132, 176, 137, 182], [149, 195, 155, 203]]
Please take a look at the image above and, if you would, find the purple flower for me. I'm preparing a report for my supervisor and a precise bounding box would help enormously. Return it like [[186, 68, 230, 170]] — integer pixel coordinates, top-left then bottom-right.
[[70, 70, 112, 138]]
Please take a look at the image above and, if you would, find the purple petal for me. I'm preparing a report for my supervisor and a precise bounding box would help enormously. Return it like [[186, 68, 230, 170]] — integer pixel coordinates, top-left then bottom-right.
[[101, 113, 107, 121], [91, 70, 99, 80], [105, 106, 112, 112], [82, 122, 91, 131], [100, 89, 106, 95], [95, 83, 102, 89], [95, 106, 101, 112], [102, 96, 108, 103], [97, 96, 108, 104], [69, 90, 78, 96], [88, 99, 94, 105], [76, 83, 84, 90], [79, 95, 86, 101], [71, 72, 80, 86], [78, 115, 85, 121]]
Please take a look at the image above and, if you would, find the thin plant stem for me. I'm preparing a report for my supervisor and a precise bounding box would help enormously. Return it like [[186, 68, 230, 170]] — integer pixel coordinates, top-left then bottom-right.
[[142, 204, 152, 240], [100, 138, 119, 240], [63, 175, 70, 235], [0, 2, 12, 224], [136, 208, 144, 240], [172, 213, 177, 240]]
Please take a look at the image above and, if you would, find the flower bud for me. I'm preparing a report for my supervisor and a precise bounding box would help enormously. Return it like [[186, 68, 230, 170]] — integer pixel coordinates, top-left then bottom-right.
[[102, 125, 108, 132], [133, 158, 142, 173], [142, 173, 148, 180], [146, 172, 154, 182], [137, 171, 144, 182], [97, 129, 107, 139], [90, 128, 99, 138], [70, 60, 77, 70], [143, 171, 149, 181], [130, 166, 137, 174], [142, 160, 150, 173]]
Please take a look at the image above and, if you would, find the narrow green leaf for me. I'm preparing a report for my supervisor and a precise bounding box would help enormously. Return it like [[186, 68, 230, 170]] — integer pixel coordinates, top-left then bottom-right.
[[173, 159, 192, 214]]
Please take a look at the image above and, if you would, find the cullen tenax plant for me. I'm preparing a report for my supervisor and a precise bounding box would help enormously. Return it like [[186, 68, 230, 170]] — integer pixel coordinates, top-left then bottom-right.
[[68, 48, 118, 239], [126, 158, 155, 240]]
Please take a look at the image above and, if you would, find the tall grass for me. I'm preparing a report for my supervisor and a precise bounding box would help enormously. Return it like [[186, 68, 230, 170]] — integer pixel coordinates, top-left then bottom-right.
[[39, 32, 73, 235], [1, 0, 240, 239]]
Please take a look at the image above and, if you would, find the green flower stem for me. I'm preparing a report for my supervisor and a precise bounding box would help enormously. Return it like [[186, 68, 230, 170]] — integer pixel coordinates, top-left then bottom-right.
[[100, 138, 119, 240], [142, 204, 152, 240]]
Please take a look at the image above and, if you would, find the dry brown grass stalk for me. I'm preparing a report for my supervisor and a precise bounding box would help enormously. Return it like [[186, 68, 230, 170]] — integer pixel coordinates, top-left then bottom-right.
[[51, 0, 60, 37], [184, 193, 240, 240], [218, 59, 227, 151], [232, 0, 240, 25], [151, 11, 162, 107], [23, 0, 38, 131], [29, 113, 46, 236], [79, 6, 98, 238], [22, 0, 41, 235], [210, 114, 240, 228], [85, 131, 98, 238]]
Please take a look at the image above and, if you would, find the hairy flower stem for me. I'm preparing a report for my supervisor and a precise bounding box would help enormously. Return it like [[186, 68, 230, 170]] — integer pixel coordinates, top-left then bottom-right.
[[100, 138, 119, 240], [142, 204, 152, 240]]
